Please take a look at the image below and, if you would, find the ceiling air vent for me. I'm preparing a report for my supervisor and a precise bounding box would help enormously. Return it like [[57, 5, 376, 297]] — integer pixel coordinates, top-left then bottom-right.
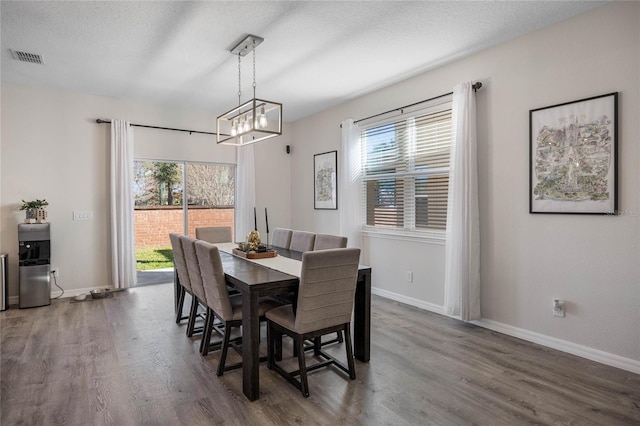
[[10, 49, 45, 64]]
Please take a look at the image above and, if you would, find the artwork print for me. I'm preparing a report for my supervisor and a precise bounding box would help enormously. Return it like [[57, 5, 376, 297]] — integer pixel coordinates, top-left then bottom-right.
[[529, 92, 617, 214], [314, 150, 338, 210]]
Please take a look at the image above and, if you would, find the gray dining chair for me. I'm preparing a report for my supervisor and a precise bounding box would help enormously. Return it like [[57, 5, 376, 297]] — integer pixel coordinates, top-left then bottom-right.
[[289, 230, 316, 252], [195, 226, 233, 243], [195, 240, 280, 375], [266, 248, 361, 397], [181, 235, 210, 340], [170, 233, 192, 324], [313, 233, 348, 250], [271, 228, 293, 249]]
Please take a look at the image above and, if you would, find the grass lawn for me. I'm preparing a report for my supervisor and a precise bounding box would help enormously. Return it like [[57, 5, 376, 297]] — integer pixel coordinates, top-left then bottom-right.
[[136, 246, 174, 271]]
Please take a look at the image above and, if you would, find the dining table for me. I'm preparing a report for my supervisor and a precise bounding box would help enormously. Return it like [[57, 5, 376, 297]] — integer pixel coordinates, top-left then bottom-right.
[[174, 243, 372, 401]]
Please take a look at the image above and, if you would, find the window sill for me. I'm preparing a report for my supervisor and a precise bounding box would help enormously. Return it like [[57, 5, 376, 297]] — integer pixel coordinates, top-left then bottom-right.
[[361, 227, 445, 245]]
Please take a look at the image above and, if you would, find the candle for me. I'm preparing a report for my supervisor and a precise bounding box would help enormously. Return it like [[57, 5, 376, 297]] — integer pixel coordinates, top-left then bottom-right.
[[254, 207, 257, 231], [265, 207, 269, 234]]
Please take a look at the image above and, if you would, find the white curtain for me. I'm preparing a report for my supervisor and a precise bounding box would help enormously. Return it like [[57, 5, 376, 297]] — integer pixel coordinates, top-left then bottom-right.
[[110, 119, 137, 289], [339, 119, 363, 253], [443, 82, 481, 321], [236, 145, 256, 242]]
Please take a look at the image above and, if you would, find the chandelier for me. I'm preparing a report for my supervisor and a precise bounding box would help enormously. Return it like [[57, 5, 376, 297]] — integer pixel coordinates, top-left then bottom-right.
[[216, 35, 282, 146]]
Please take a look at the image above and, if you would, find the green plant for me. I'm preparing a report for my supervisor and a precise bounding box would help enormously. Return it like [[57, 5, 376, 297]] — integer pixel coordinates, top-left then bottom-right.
[[20, 199, 49, 210]]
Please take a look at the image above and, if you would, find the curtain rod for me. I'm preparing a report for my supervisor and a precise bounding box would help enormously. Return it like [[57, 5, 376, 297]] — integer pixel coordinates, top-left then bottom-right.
[[95, 119, 223, 136], [352, 81, 482, 125]]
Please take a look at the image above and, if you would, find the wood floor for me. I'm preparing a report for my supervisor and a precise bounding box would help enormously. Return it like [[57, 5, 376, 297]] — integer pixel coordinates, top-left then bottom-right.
[[1, 283, 639, 425]]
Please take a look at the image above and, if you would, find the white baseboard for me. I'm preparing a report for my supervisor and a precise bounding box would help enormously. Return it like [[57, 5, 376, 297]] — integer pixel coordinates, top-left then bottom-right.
[[473, 318, 640, 375], [372, 287, 640, 375], [371, 287, 445, 315], [8, 286, 114, 306]]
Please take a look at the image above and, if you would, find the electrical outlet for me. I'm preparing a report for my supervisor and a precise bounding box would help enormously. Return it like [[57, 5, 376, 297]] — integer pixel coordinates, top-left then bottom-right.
[[553, 298, 565, 317], [406, 271, 413, 283]]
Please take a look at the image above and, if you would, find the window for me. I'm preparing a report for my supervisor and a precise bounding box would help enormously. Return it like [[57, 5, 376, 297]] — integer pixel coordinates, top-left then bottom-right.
[[361, 103, 452, 232]]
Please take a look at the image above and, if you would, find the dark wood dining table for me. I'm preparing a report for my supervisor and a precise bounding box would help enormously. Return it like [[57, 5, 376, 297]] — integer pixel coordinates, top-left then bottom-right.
[[175, 246, 371, 401]]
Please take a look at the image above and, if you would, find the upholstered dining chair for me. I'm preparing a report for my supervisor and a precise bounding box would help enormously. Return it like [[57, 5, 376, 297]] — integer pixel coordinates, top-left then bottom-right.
[[181, 235, 210, 339], [289, 230, 316, 252], [195, 240, 280, 375], [266, 248, 361, 397], [271, 228, 293, 249], [195, 226, 232, 244], [313, 233, 348, 251], [170, 233, 192, 324]]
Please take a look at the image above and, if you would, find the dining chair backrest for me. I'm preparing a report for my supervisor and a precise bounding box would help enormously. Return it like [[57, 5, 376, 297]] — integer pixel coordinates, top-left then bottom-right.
[[195, 240, 234, 321], [170, 233, 191, 292], [294, 248, 361, 334], [195, 226, 233, 244], [181, 235, 206, 302], [313, 234, 348, 251], [289, 230, 316, 252], [271, 228, 293, 249]]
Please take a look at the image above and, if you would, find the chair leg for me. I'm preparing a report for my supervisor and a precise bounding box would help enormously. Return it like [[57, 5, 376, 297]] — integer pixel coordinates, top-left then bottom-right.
[[186, 296, 200, 337], [296, 337, 310, 398], [343, 324, 356, 380], [336, 330, 344, 343], [200, 308, 214, 356], [175, 286, 186, 324], [217, 321, 233, 377]]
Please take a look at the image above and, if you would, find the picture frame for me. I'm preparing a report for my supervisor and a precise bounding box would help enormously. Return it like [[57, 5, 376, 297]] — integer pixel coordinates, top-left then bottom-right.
[[529, 92, 618, 215], [314, 150, 338, 210]]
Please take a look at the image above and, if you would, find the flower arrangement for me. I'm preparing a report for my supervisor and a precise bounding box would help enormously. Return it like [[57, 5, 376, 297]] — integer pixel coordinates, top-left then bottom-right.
[[20, 199, 49, 223], [237, 230, 263, 253]]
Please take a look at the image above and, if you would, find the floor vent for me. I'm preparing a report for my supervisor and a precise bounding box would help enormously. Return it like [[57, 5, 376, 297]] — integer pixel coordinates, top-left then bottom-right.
[[10, 49, 45, 64]]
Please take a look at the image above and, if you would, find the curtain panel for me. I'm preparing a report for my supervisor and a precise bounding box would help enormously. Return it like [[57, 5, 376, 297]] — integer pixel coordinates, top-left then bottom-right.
[[236, 145, 256, 242], [339, 119, 363, 258], [443, 82, 481, 321], [110, 119, 137, 289]]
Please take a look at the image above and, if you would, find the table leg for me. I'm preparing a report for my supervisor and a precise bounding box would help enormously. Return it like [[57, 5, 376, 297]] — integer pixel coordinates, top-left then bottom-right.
[[353, 270, 371, 362], [242, 289, 260, 401]]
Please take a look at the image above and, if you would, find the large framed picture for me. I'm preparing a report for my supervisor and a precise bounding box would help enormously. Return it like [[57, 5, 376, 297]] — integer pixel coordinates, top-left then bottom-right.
[[314, 150, 338, 210], [529, 92, 618, 214]]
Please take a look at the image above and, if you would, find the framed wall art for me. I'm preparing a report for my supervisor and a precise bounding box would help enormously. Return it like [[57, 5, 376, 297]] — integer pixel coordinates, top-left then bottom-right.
[[529, 92, 618, 214], [314, 150, 338, 210]]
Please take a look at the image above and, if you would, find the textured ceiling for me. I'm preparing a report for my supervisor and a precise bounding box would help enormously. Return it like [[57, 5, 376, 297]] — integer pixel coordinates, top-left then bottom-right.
[[1, 1, 607, 122]]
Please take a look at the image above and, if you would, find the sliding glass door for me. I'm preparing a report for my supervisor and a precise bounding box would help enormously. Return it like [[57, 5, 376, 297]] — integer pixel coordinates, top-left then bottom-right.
[[133, 159, 235, 283]]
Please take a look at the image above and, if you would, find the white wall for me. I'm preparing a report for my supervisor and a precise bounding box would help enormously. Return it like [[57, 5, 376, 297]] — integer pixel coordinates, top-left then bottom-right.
[[0, 85, 291, 299], [289, 2, 640, 369]]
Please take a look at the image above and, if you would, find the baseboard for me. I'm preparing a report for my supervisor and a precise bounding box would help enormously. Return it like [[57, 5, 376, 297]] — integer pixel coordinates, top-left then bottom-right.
[[372, 287, 640, 375], [371, 287, 445, 315], [8, 286, 115, 306], [473, 318, 640, 375]]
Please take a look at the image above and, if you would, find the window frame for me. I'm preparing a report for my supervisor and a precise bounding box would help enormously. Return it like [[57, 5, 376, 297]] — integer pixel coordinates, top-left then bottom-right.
[[359, 98, 453, 241]]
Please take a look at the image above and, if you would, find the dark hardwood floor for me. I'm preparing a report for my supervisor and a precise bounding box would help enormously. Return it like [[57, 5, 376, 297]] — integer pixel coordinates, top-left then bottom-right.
[[1, 283, 639, 425]]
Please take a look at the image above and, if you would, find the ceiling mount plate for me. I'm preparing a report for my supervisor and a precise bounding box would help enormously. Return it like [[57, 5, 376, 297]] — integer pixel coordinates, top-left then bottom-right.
[[230, 34, 264, 57]]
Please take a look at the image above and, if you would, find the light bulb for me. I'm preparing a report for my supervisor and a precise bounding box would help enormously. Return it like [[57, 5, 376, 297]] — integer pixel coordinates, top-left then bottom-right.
[[230, 119, 237, 136], [258, 107, 268, 128], [242, 116, 251, 133]]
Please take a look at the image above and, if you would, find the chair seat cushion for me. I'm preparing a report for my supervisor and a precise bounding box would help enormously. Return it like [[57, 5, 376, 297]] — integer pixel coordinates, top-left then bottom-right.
[[265, 304, 295, 330]]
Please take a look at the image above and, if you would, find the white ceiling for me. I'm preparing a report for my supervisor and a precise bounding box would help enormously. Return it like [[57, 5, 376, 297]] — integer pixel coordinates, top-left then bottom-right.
[[1, 1, 606, 123]]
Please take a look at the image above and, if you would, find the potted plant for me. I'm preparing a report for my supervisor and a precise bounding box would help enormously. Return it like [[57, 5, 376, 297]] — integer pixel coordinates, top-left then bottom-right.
[[20, 199, 48, 223]]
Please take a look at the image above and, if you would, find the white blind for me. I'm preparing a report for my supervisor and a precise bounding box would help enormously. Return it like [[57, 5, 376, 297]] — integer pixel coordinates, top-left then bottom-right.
[[361, 107, 451, 231]]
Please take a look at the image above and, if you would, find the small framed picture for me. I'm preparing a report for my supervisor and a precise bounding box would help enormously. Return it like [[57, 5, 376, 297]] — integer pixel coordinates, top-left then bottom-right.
[[314, 150, 338, 210], [530, 92, 618, 214]]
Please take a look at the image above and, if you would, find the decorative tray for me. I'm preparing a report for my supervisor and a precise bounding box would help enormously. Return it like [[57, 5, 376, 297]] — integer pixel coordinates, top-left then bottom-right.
[[232, 248, 277, 259]]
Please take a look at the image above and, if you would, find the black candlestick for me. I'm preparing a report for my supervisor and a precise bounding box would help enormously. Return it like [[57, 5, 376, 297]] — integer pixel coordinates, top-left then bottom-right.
[[265, 207, 270, 247], [254, 207, 257, 231]]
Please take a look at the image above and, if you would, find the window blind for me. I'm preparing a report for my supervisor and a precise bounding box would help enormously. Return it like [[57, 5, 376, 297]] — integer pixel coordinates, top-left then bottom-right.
[[361, 108, 451, 231]]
